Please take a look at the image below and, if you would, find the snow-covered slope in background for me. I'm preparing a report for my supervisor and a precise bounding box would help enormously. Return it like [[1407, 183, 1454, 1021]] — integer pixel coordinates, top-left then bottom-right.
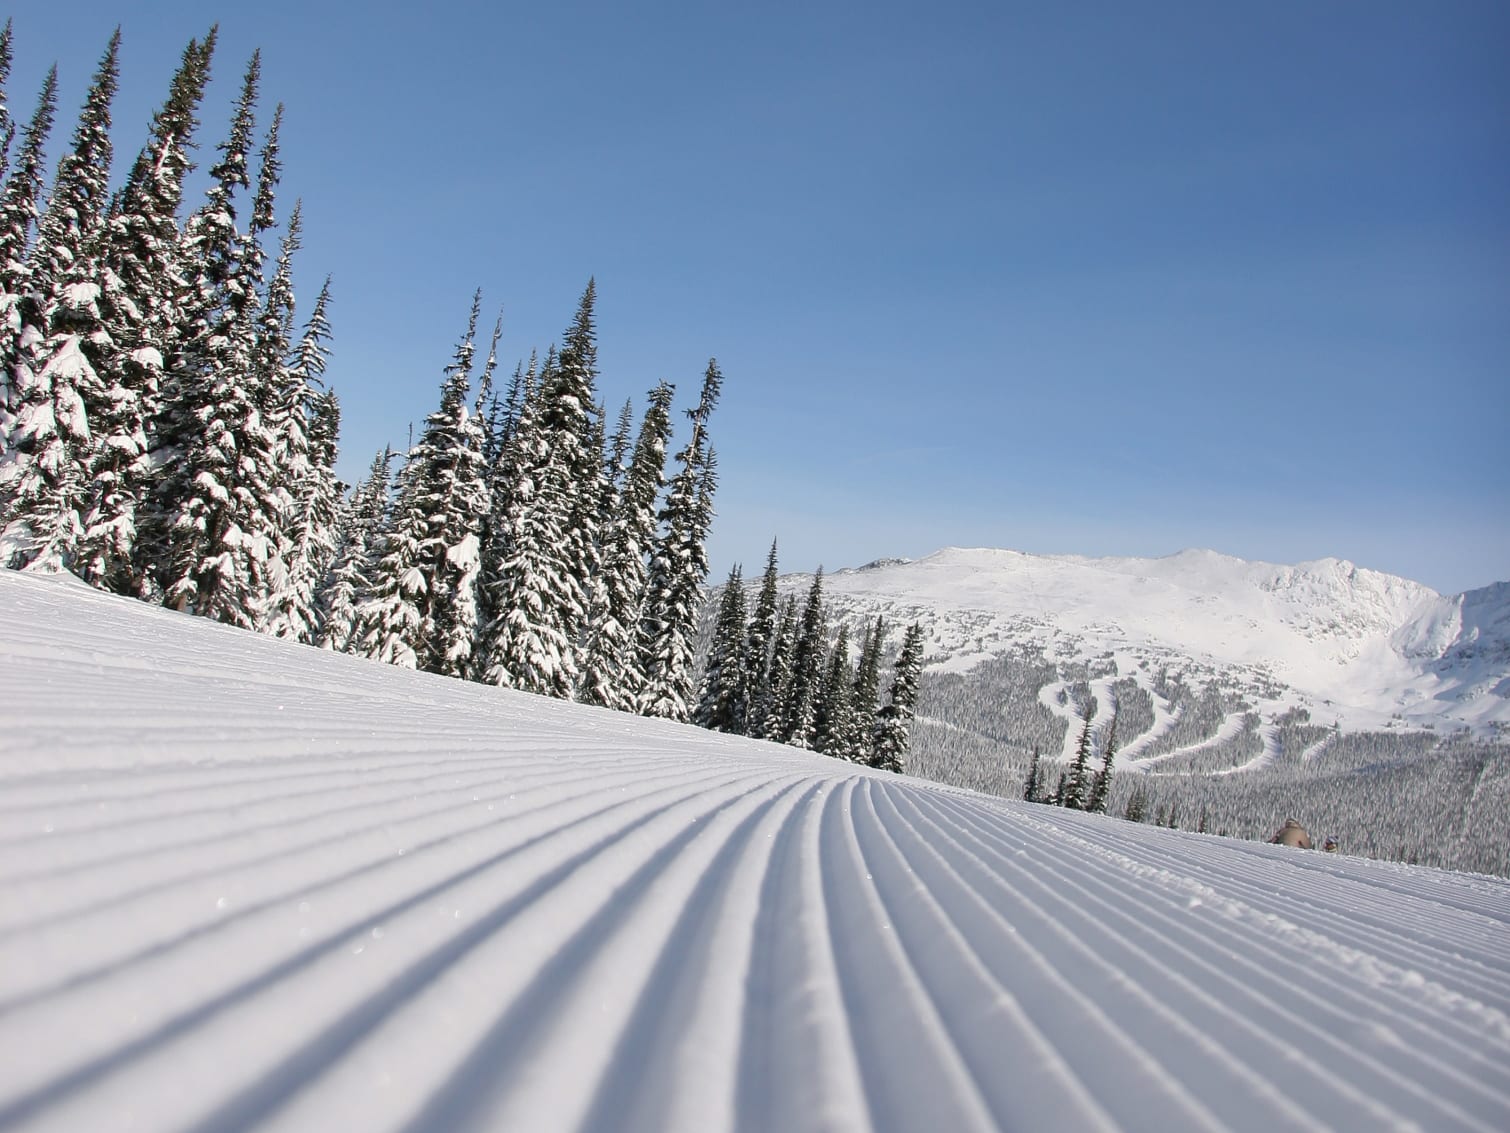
[[2, 569, 1509, 1132], [810, 547, 1510, 733]]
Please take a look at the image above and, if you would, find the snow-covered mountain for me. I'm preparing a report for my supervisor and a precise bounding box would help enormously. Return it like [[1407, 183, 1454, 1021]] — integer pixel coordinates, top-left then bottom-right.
[[799, 547, 1510, 735], [2, 567, 1508, 1132]]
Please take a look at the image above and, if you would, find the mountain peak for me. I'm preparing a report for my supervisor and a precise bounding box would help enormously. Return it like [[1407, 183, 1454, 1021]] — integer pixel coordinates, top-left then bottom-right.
[[799, 545, 1508, 733]]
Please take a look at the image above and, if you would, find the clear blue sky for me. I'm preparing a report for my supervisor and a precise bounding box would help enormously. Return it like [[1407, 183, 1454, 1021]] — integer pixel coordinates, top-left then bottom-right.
[[8, 1, 1507, 593]]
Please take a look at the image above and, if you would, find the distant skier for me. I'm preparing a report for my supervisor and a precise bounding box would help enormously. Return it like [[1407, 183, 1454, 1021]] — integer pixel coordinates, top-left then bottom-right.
[[1269, 819, 1313, 849], [1323, 837, 1339, 853]]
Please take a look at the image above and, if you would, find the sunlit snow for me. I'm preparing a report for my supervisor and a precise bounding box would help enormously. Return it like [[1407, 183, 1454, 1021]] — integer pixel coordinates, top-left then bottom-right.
[[0, 568, 1507, 1132]]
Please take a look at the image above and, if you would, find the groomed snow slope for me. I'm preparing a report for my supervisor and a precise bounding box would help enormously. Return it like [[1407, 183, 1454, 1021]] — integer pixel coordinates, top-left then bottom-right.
[[2, 570, 1508, 1133]]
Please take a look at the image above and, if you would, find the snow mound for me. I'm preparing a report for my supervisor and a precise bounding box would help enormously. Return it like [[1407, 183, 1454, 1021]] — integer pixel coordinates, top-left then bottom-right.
[[1, 567, 1508, 1132]]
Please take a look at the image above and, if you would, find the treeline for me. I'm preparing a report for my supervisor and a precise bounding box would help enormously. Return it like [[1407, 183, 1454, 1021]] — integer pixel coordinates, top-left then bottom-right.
[[0, 25, 723, 719], [692, 544, 926, 771], [325, 285, 722, 717]]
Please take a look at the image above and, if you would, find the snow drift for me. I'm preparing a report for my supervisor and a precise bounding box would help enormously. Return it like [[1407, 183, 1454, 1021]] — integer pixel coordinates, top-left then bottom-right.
[[1, 568, 1508, 1132]]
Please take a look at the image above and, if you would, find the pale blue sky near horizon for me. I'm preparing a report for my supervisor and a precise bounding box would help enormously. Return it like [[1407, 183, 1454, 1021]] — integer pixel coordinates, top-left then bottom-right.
[[7, 1, 1507, 594]]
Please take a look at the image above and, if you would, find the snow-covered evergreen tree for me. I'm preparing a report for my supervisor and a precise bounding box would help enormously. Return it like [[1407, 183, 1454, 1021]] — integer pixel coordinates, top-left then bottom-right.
[[479, 284, 602, 698], [318, 447, 390, 652], [694, 563, 747, 732], [0, 317, 93, 570], [1023, 746, 1043, 803], [352, 300, 490, 675], [473, 309, 504, 464], [577, 380, 673, 710], [1, 41, 115, 572], [740, 539, 781, 737], [150, 54, 285, 626], [478, 369, 563, 690], [760, 594, 799, 742], [0, 65, 58, 443], [850, 614, 885, 765], [602, 397, 633, 521], [1086, 710, 1117, 814], [814, 623, 861, 759], [1063, 707, 1095, 810], [636, 360, 720, 720], [776, 567, 826, 748], [872, 622, 924, 774], [0, 64, 57, 306], [24, 33, 131, 588], [474, 350, 533, 654], [266, 276, 341, 644], [98, 30, 217, 597], [0, 21, 15, 185]]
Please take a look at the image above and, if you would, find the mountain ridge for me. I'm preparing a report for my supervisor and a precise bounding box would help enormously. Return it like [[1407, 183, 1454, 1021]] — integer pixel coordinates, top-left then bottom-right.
[[784, 546, 1509, 735]]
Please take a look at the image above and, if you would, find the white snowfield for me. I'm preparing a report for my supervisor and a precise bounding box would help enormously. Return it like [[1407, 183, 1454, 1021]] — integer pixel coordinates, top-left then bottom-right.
[[2, 569, 1509, 1133], [812, 547, 1510, 733]]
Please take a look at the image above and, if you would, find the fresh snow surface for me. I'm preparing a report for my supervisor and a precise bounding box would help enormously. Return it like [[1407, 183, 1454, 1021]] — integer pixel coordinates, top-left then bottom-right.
[[818, 547, 1510, 733], [2, 568, 1509, 1133]]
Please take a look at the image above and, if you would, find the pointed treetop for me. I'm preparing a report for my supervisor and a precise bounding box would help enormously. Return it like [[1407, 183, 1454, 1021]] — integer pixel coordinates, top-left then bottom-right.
[[291, 275, 333, 387], [556, 277, 599, 388], [475, 306, 504, 409], [209, 50, 259, 197], [0, 20, 18, 181], [248, 101, 282, 239], [447, 289, 483, 387], [0, 64, 58, 273], [120, 28, 216, 214]]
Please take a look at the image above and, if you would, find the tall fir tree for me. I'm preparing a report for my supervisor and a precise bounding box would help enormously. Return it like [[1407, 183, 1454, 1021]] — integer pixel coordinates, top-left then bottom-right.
[[352, 299, 490, 674], [1023, 746, 1043, 803], [151, 53, 287, 626], [165, 50, 259, 415], [0, 20, 15, 184], [739, 538, 781, 738], [849, 614, 886, 765], [25, 32, 129, 586], [318, 447, 390, 652], [760, 594, 799, 742], [251, 194, 308, 631], [1086, 710, 1117, 815], [488, 352, 532, 479], [0, 64, 58, 306], [578, 380, 673, 710], [814, 622, 862, 759], [2, 40, 117, 572], [480, 284, 602, 698], [473, 349, 534, 650], [602, 397, 634, 521], [101, 30, 217, 597], [1063, 706, 1095, 810], [775, 567, 826, 748], [0, 64, 58, 440], [636, 359, 720, 721], [266, 278, 341, 644], [693, 563, 747, 732], [872, 622, 924, 774]]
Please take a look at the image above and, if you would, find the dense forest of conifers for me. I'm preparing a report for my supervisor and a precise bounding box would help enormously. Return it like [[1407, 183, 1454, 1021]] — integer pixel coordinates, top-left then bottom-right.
[[907, 648, 1510, 877], [0, 25, 727, 719], [692, 546, 927, 772]]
